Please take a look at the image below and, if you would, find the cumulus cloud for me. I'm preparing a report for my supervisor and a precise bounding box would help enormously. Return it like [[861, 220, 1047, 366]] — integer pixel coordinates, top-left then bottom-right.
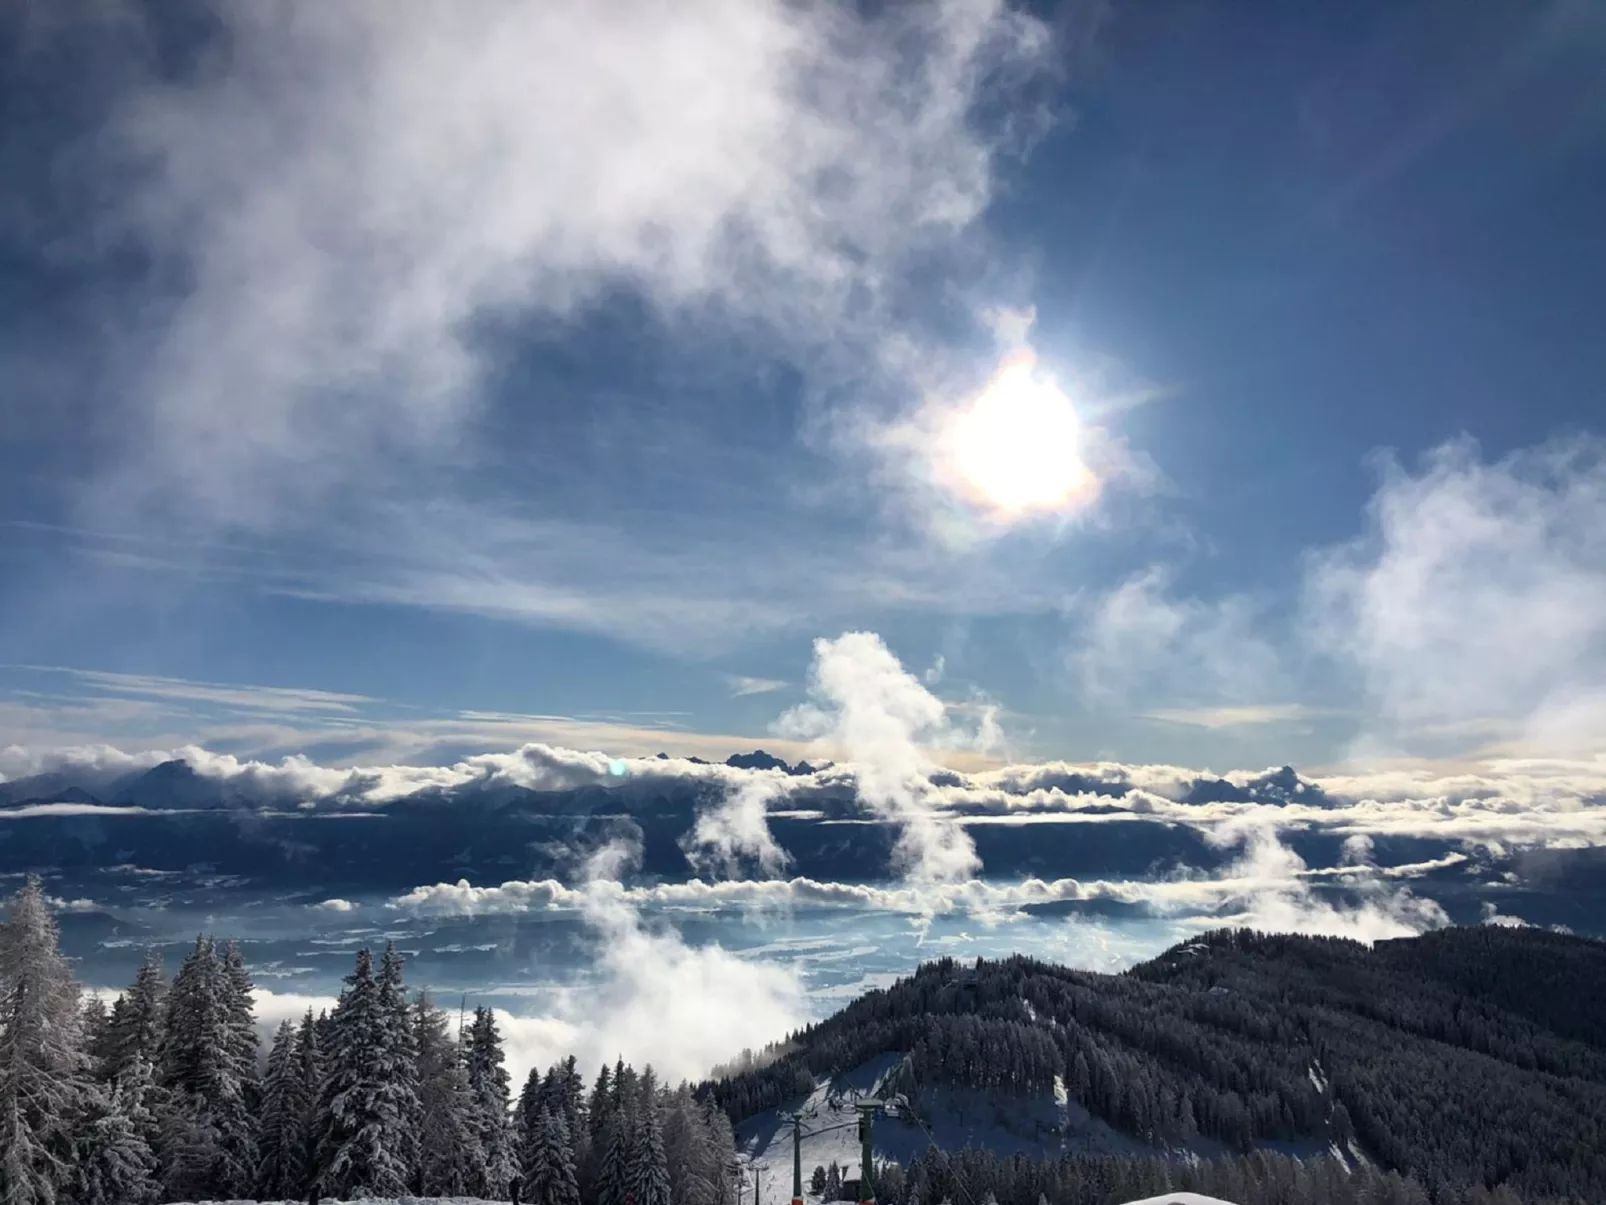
[[1306, 435, 1606, 757], [776, 632, 985, 882]]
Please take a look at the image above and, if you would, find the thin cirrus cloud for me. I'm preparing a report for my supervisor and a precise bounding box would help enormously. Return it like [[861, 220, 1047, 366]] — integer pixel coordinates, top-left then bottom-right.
[[725, 675, 789, 698]]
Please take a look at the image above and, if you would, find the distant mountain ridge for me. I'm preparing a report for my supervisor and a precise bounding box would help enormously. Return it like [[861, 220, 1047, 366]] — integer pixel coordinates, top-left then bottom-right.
[[0, 753, 1333, 812]]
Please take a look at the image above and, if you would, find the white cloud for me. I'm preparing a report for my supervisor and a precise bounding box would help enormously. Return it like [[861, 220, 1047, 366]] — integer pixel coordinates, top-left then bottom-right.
[[1067, 567, 1282, 709], [312, 898, 356, 913], [17, 667, 374, 715], [96, 0, 1054, 530], [684, 773, 792, 878], [1186, 815, 1450, 942], [726, 675, 789, 698], [1306, 435, 1606, 757], [775, 632, 984, 882], [1479, 900, 1532, 928], [1142, 704, 1321, 730]]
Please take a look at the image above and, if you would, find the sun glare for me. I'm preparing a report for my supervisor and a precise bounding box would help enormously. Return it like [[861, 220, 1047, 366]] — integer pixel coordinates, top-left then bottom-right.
[[946, 352, 1093, 517]]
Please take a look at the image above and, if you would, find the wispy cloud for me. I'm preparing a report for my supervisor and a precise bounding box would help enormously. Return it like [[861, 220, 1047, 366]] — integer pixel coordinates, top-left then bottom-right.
[[725, 675, 789, 698], [14, 666, 374, 715], [1066, 566, 1283, 710], [1305, 435, 1606, 758], [1143, 703, 1324, 730], [85, 0, 1060, 539]]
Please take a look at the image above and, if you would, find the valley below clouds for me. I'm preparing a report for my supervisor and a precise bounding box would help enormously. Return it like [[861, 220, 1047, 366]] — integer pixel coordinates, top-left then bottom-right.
[[4, 736, 1602, 1088]]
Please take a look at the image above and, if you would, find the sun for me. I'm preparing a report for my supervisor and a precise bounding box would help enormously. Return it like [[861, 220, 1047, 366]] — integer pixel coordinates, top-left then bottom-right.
[[945, 352, 1093, 517]]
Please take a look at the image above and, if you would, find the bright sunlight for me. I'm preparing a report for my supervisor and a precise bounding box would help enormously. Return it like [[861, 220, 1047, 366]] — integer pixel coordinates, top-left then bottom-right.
[[946, 350, 1093, 517]]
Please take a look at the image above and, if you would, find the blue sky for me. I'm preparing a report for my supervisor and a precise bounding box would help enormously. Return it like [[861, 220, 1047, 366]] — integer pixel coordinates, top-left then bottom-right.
[[3, 0, 1605, 773]]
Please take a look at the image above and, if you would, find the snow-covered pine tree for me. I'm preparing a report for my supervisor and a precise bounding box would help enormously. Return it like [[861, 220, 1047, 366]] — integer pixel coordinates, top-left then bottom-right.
[[377, 942, 422, 1183], [629, 1068, 672, 1205], [662, 1085, 707, 1205], [552, 1055, 588, 1164], [581, 1062, 614, 1200], [80, 995, 111, 1077], [70, 1061, 159, 1205], [315, 947, 414, 1198], [102, 951, 166, 1083], [255, 1018, 301, 1199], [0, 876, 92, 1205], [220, 942, 259, 1102], [291, 1007, 323, 1196], [517, 1064, 547, 1179], [663, 1084, 737, 1205], [156, 934, 257, 1200], [466, 1004, 516, 1198], [593, 1105, 634, 1205], [524, 1106, 582, 1205], [414, 991, 484, 1196]]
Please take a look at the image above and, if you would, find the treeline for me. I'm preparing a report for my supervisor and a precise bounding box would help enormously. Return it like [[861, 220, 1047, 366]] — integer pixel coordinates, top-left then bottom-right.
[[0, 875, 739, 1204], [705, 928, 1606, 1204]]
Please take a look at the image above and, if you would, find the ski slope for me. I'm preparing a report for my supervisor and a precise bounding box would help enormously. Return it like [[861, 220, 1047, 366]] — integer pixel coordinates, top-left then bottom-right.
[[735, 1053, 1225, 1204]]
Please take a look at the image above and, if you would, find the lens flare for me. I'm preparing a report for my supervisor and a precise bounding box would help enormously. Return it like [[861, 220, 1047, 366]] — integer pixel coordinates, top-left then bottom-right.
[[945, 351, 1093, 517]]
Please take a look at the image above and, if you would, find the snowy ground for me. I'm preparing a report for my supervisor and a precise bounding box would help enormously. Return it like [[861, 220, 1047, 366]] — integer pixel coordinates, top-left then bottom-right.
[[735, 1053, 1338, 1204], [168, 1199, 500, 1204], [736, 1053, 1210, 1204]]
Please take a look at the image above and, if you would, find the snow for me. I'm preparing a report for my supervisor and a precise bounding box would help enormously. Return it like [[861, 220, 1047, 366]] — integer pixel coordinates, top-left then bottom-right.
[[1306, 1060, 1328, 1094], [737, 1053, 1219, 1205], [167, 1199, 500, 1204], [1114, 1195, 1242, 1205]]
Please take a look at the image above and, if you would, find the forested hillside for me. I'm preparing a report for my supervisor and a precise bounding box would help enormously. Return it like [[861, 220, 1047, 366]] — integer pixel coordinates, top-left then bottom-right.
[[705, 927, 1606, 1205], [0, 876, 738, 1204]]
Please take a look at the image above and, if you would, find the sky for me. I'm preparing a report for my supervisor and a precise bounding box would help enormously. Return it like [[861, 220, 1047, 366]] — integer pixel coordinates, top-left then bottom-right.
[[4, 0, 1606, 776]]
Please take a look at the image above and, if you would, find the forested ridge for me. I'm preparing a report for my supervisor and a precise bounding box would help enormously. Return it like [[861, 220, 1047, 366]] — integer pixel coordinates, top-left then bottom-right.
[[705, 926, 1606, 1205], [0, 876, 739, 1204]]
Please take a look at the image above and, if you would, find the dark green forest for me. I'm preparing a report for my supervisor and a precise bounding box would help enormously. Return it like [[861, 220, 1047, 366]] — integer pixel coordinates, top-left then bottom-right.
[[703, 926, 1606, 1205]]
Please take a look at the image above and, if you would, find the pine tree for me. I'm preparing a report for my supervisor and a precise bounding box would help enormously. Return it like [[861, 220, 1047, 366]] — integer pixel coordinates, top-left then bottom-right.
[[255, 1019, 302, 1199], [0, 876, 92, 1205], [156, 935, 257, 1199], [524, 1107, 582, 1205], [595, 1106, 634, 1205], [220, 941, 260, 1109], [70, 1062, 159, 1205], [315, 947, 415, 1198], [518, 1064, 547, 1181], [80, 995, 111, 1078], [415, 992, 484, 1195], [377, 941, 422, 1183], [583, 1062, 615, 1199], [466, 1005, 516, 1198], [664, 1085, 723, 1205], [103, 951, 166, 1083], [291, 1008, 324, 1197]]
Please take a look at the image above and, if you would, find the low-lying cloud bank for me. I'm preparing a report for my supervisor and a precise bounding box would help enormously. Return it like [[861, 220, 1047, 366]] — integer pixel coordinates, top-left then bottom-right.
[[5, 738, 1602, 856]]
